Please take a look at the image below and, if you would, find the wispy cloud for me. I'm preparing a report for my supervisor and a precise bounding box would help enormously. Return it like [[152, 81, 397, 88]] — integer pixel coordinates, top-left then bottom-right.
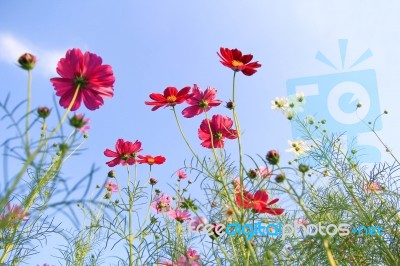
[[0, 33, 64, 76]]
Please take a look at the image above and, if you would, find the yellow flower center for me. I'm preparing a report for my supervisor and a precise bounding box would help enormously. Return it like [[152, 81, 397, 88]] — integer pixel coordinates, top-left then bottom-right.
[[231, 60, 244, 67], [166, 95, 177, 103], [199, 100, 208, 108], [147, 158, 155, 163], [214, 132, 223, 140]]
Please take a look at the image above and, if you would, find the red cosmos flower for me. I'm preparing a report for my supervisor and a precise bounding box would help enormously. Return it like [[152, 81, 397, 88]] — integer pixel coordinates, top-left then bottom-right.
[[50, 48, 115, 111], [145, 86, 191, 111], [198, 114, 238, 148], [182, 84, 222, 118], [104, 139, 142, 167], [217, 47, 261, 76], [236, 190, 284, 215], [137, 155, 166, 165]]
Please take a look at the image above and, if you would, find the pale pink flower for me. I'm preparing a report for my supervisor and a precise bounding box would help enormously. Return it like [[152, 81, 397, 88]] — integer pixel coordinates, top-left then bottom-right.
[[168, 209, 191, 223], [189, 216, 208, 231], [256, 166, 272, 179], [364, 182, 383, 193], [105, 181, 119, 192], [157, 260, 174, 266], [176, 248, 201, 266], [177, 170, 187, 180], [151, 194, 172, 214], [296, 218, 310, 226], [3, 203, 29, 222]]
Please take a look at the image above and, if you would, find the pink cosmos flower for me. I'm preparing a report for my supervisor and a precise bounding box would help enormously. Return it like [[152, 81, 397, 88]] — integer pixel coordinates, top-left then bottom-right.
[[69, 113, 90, 133], [151, 194, 172, 214], [168, 209, 191, 223], [296, 218, 310, 226], [157, 260, 174, 266], [182, 84, 222, 118], [176, 248, 201, 266], [256, 166, 272, 179], [2, 203, 29, 222], [189, 216, 208, 231], [198, 114, 238, 148], [104, 139, 142, 167], [105, 181, 119, 192], [364, 182, 383, 193], [177, 170, 187, 180], [50, 48, 115, 111]]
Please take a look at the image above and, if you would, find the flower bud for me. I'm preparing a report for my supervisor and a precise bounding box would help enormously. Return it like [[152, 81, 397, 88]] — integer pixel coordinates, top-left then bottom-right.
[[58, 143, 69, 155], [225, 101, 235, 110], [18, 53, 37, 70], [298, 164, 309, 173], [149, 177, 158, 185], [107, 170, 116, 178], [247, 169, 257, 179], [104, 192, 111, 199], [69, 113, 89, 132], [37, 107, 51, 119], [275, 173, 286, 183], [266, 150, 280, 165]]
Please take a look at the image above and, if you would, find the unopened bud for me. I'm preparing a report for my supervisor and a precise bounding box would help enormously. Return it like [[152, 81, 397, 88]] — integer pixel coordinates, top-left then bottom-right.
[[37, 107, 51, 119], [275, 173, 286, 183], [149, 177, 158, 185], [247, 169, 257, 179], [298, 164, 309, 173], [18, 53, 37, 70], [107, 170, 116, 178], [266, 150, 280, 165], [226, 101, 235, 110]]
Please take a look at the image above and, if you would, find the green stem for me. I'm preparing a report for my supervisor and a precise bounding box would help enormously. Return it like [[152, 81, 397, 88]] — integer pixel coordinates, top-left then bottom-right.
[[25, 70, 32, 157], [0, 85, 80, 211], [127, 165, 134, 266]]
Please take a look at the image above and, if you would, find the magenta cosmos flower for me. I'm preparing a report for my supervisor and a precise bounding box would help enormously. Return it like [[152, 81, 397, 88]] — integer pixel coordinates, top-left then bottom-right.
[[182, 84, 222, 118], [104, 139, 142, 167], [217, 47, 261, 76], [50, 48, 115, 111], [198, 114, 238, 148]]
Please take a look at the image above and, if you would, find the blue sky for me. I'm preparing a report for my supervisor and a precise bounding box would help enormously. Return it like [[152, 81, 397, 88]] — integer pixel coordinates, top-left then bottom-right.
[[1, 1, 400, 264]]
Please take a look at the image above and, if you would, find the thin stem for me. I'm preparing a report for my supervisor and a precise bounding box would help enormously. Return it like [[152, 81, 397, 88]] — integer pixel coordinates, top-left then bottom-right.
[[0, 85, 80, 211], [127, 165, 134, 266], [25, 70, 32, 157]]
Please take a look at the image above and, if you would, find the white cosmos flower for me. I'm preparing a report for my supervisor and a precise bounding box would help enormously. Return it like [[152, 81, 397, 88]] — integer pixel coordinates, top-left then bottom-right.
[[271, 97, 289, 110], [286, 140, 310, 155]]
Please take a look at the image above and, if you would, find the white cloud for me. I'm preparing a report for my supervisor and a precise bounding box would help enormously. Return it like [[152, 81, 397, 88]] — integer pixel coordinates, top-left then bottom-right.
[[0, 33, 64, 76]]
